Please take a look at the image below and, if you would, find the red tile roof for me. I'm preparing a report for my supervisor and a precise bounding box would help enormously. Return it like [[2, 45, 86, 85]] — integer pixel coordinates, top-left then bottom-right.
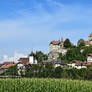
[[84, 41, 89, 45], [73, 60, 83, 64], [89, 33, 92, 37], [3, 62, 15, 65], [18, 61, 31, 65], [18, 58, 31, 65], [73, 60, 92, 66], [2, 63, 16, 69], [50, 41, 60, 45], [88, 53, 92, 57]]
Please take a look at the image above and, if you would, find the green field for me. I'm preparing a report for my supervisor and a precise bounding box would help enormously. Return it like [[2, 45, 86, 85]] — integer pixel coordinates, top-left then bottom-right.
[[0, 78, 92, 92]]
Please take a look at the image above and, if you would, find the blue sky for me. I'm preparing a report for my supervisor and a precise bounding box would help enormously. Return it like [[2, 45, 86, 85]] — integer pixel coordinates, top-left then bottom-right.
[[0, 0, 92, 61]]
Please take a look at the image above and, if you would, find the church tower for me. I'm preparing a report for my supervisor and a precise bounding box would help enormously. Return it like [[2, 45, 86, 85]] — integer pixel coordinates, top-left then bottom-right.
[[28, 52, 37, 64]]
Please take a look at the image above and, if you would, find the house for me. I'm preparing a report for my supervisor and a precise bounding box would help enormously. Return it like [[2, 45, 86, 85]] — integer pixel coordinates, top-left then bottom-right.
[[84, 33, 92, 46], [42, 59, 67, 68], [68, 60, 87, 69], [84, 41, 89, 46], [0, 62, 16, 74], [17, 59, 31, 76], [1, 62, 16, 70], [2, 63, 16, 70], [17, 52, 37, 75], [87, 54, 92, 63], [52, 60, 67, 67]]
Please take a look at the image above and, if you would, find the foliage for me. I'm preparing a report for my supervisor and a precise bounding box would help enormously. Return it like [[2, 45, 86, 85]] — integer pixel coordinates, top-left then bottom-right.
[[82, 46, 92, 58], [2, 63, 92, 81], [63, 38, 72, 48], [36, 51, 48, 63], [66, 47, 86, 62], [58, 53, 66, 60], [4, 66, 18, 76], [77, 39, 85, 47], [85, 67, 92, 80], [54, 66, 63, 78]]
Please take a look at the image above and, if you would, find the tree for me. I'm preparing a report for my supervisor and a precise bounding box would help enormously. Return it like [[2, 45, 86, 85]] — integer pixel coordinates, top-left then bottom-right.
[[44, 62, 55, 78], [54, 66, 63, 78], [77, 39, 85, 47], [25, 67, 32, 78], [66, 47, 86, 62], [64, 38, 71, 48], [36, 51, 48, 63], [85, 67, 92, 80], [5, 65, 18, 76], [58, 53, 66, 60], [31, 64, 40, 77], [82, 45, 92, 61]]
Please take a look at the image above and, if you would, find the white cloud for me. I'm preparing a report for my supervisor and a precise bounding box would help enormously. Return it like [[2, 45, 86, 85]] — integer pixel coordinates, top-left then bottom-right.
[[3, 52, 27, 62]]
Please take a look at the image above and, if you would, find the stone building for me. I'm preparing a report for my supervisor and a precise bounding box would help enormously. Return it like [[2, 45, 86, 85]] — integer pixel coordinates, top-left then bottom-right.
[[88, 33, 92, 45], [48, 39, 67, 61], [84, 33, 92, 46]]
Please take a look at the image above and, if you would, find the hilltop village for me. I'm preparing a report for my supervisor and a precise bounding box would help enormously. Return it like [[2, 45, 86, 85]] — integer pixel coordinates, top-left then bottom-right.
[[0, 33, 92, 78]]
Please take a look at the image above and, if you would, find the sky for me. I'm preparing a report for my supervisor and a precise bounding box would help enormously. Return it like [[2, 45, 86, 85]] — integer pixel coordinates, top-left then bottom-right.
[[0, 0, 92, 61]]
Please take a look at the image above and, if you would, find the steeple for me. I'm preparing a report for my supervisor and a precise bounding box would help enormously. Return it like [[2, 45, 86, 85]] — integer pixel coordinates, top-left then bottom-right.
[[29, 51, 35, 57]]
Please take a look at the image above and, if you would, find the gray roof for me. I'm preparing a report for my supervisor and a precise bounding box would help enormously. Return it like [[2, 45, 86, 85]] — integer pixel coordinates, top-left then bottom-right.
[[42, 59, 67, 65]]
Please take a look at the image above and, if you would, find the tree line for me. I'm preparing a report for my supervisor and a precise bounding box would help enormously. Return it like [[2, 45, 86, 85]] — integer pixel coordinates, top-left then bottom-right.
[[2, 63, 92, 80], [59, 38, 92, 63]]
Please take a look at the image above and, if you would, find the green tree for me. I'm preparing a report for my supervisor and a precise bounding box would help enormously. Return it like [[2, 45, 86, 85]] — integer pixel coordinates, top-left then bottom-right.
[[85, 67, 92, 80], [54, 66, 63, 78], [64, 38, 71, 48], [66, 47, 86, 62], [82, 46, 92, 58], [25, 67, 32, 78], [31, 64, 40, 77], [36, 51, 48, 63], [5, 65, 18, 76], [58, 53, 66, 60], [77, 39, 85, 47], [44, 62, 55, 78]]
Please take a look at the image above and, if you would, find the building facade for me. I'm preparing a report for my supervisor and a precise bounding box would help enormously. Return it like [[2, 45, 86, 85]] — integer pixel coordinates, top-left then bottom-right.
[[84, 33, 92, 46], [48, 39, 67, 61]]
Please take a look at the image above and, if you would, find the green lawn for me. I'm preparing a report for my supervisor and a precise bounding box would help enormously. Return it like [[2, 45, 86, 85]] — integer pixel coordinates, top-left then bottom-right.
[[0, 78, 92, 92]]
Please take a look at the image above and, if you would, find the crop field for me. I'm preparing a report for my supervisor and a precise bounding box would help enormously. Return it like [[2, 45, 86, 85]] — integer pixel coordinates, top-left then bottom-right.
[[0, 78, 92, 92]]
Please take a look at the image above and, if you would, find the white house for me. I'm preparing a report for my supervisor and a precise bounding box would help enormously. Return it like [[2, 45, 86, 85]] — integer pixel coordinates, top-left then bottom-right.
[[87, 54, 92, 63], [68, 60, 87, 69], [17, 52, 38, 75]]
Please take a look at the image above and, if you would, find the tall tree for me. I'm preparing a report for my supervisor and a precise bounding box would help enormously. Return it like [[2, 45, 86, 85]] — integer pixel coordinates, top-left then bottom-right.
[[77, 39, 85, 47], [36, 51, 48, 63], [64, 38, 71, 48]]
